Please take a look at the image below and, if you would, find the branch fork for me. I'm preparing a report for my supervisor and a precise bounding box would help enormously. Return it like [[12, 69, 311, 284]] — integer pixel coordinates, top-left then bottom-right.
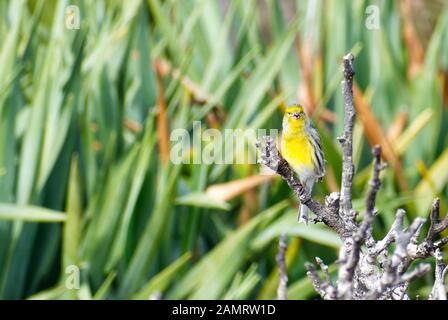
[[257, 53, 448, 300]]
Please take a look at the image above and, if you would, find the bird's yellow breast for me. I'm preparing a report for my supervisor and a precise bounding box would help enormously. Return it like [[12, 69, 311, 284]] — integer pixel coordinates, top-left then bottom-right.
[[280, 130, 315, 172]]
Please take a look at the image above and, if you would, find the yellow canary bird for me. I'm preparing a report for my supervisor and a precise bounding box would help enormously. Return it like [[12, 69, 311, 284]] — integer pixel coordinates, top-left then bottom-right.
[[280, 103, 326, 223]]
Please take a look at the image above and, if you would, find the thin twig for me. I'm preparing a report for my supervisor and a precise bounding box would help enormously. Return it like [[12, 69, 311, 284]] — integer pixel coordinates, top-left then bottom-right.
[[305, 262, 327, 299], [316, 257, 333, 287], [337, 145, 385, 298], [429, 249, 447, 300], [426, 198, 440, 242], [338, 53, 356, 221], [276, 233, 288, 300]]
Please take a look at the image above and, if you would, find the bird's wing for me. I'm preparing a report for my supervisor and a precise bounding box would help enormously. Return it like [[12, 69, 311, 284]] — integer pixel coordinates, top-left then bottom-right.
[[306, 121, 326, 179]]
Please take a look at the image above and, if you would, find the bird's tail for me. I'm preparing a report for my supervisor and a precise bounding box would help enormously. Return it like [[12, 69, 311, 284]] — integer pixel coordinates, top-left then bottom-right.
[[298, 203, 308, 224], [298, 179, 315, 224]]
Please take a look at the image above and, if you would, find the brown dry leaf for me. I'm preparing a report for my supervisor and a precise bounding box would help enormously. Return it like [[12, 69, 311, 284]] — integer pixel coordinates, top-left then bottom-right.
[[238, 189, 258, 226], [206, 174, 275, 202], [154, 62, 170, 164], [442, 70, 448, 107], [153, 58, 226, 127], [295, 78, 336, 123], [318, 109, 337, 123], [324, 166, 339, 193], [123, 118, 143, 133], [353, 83, 408, 191], [205, 108, 223, 129], [387, 110, 408, 144], [294, 42, 335, 124], [399, 0, 424, 79]]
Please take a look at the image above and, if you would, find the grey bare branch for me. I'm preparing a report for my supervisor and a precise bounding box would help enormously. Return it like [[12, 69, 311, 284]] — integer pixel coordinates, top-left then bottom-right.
[[276, 233, 288, 300], [256, 52, 448, 300]]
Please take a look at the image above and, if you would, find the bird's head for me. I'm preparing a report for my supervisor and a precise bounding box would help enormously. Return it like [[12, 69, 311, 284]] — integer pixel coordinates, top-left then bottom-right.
[[283, 103, 306, 131]]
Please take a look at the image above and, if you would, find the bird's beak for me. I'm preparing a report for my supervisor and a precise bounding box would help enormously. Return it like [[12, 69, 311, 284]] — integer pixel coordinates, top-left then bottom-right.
[[292, 111, 301, 119]]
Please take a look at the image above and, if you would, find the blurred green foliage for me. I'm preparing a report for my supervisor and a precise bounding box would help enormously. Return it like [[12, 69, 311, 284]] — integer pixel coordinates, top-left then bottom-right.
[[0, 0, 447, 299]]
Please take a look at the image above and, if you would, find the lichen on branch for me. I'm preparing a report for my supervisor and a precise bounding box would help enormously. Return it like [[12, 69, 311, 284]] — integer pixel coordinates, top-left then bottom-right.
[[256, 53, 448, 300]]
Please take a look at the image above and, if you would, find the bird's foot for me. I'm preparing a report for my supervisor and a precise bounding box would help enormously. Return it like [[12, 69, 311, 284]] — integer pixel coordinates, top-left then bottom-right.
[[298, 210, 309, 225]]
